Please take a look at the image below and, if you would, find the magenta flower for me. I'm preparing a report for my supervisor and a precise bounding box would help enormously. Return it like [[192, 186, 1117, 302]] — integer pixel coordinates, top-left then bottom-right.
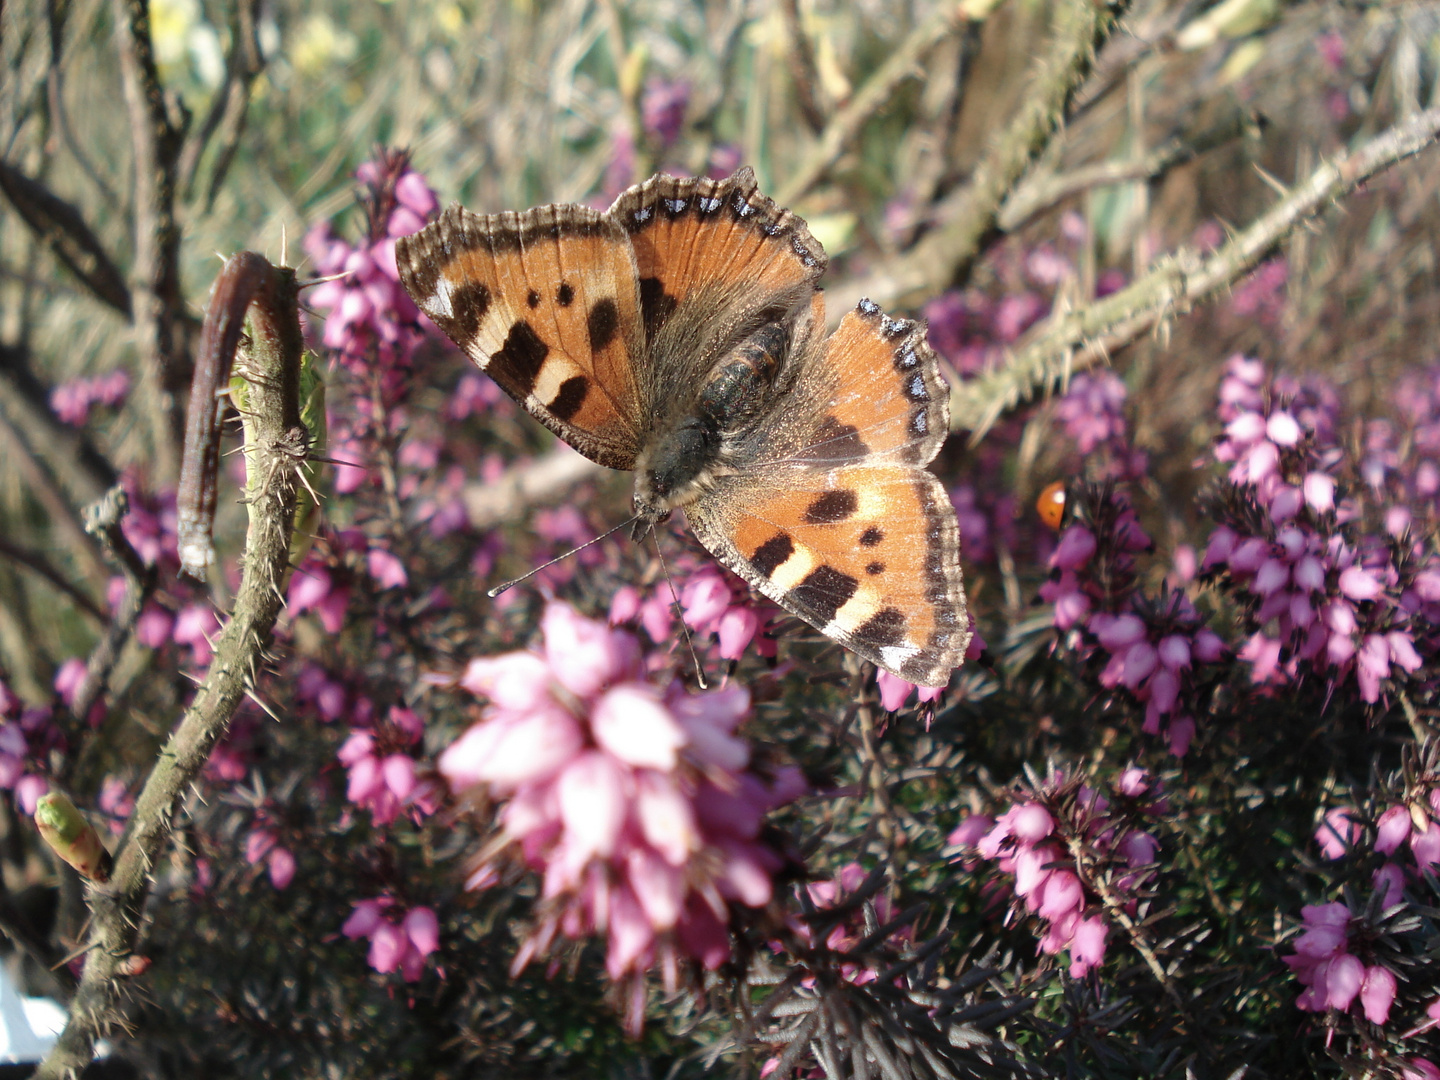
[[440, 602, 801, 1030], [342, 898, 440, 982]]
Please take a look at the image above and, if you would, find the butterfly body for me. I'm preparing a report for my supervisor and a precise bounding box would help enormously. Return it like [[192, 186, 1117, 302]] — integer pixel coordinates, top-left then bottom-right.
[[396, 168, 970, 686]]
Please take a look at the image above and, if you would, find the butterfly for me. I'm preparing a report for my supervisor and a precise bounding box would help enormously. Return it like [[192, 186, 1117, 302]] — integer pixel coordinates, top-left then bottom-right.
[[395, 167, 970, 687]]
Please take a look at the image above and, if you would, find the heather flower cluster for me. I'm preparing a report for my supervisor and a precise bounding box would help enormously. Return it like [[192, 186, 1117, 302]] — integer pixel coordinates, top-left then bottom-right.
[[1041, 486, 1222, 754], [304, 151, 438, 376], [338, 705, 442, 827], [49, 369, 129, 426], [0, 679, 53, 815], [1054, 370, 1147, 481], [952, 768, 1164, 977], [341, 898, 440, 982], [439, 602, 804, 1031], [1284, 901, 1398, 1023], [609, 560, 776, 667], [1202, 355, 1436, 703]]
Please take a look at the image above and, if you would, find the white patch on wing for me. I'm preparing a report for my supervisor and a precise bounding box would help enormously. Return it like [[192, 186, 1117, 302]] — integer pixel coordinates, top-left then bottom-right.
[[880, 644, 921, 669], [428, 275, 455, 320]]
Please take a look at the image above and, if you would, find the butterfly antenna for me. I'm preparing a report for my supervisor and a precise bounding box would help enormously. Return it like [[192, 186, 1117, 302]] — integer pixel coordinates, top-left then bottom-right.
[[650, 525, 707, 690], [486, 514, 641, 598]]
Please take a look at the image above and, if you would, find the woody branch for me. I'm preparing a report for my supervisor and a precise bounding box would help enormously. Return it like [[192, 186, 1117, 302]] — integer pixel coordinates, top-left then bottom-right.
[[34, 255, 306, 1080]]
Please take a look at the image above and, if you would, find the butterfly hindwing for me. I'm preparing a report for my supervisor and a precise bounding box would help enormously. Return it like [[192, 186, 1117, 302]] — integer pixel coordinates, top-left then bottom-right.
[[789, 300, 951, 468], [396, 202, 647, 470], [688, 464, 969, 687]]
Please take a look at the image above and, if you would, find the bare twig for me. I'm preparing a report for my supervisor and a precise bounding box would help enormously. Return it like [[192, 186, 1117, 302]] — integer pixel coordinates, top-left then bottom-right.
[[45, 0, 122, 215], [461, 445, 607, 531], [0, 161, 132, 319], [0, 538, 106, 623], [0, 341, 118, 501], [112, 0, 189, 483], [176, 0, 266, 207], [34, 257, 305, 1080], [826, 0, 1127, 315], [63, 488, 155, 734], [951, 106, 1440, 437], [0, 396, 109, 586], [779, 0, 828, 136], [995, 106, 1254, 232], [775, 2, 972, 206]]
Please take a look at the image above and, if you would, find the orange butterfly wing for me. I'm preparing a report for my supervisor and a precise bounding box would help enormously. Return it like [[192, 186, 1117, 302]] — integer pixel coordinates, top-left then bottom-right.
[[396, 203, 647, 470], [687, 299, 969, 687]]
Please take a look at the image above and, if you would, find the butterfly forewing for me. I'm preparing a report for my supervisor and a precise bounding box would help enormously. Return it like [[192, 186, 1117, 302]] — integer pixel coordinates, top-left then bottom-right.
[[396, 203, 647, 470]]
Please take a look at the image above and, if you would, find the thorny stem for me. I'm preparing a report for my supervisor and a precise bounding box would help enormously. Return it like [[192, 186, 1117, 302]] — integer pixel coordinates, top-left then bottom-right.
[[826, 0, 1126, 315], [950, 106, 1440, 438], [34, 256, 305, 1080]]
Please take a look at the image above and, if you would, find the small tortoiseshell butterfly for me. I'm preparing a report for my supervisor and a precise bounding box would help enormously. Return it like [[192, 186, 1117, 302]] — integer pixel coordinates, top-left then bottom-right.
[[395, 167, 970, 686]]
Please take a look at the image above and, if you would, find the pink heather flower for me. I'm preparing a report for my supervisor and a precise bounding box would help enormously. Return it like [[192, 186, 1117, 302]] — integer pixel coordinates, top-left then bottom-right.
[[948, 814, 993, 849], [1411, 823, 1440, 869], [442, 602, 797, 997], [1404, 1060, 1440, 1080], [53, 659, 87, 709], [14, 775, 48, 815], [366, 549, 408, 589], [267, 847, 296, 889], [1360, 964, 1397, 1024], [1338, 565, 1384, 602], [875, 671, 945, 713], [1316, 807, 1360, 859], [1051, 526, 1097, 570], [1067, 916, 1107, 977], [1376, 805, 1412, 854]]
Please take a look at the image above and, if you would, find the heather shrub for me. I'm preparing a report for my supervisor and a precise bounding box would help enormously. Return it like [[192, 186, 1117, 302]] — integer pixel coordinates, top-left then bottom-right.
[[3, 1, 1440, 1077]]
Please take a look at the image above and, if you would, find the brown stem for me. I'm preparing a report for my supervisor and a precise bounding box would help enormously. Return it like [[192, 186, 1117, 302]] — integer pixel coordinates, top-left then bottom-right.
[[779, 0, 828, 136], [33, 257, 305, 1080], [176, 0, 266, 208], [176, 252, 275, 579], [0, 539, 106, 623], [112, 0, 189, 483], [0, 161, 132, 319], [775, 2, 972, 207]]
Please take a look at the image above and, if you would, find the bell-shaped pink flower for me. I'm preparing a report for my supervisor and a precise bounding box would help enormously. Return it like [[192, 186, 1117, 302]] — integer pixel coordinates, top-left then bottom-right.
[[592, 685, 686, 770]]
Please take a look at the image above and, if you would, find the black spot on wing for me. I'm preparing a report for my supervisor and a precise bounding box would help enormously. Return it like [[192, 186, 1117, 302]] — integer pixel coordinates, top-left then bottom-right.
[[751, 533, 795, 579], [803, 489, 859, 525], [526, 289, 541, 309], [587, 299, 619, 352], [447, 282, 492, 343], [557, 282, 575, 307], [866, 561, 885, 576], [856, 607, 906, 649], [639, 277, 677, 340], [548, 376, 589, 422], [804, 415, 870, 462], [493, 320, 549, 395], [792, 565, 859, 625], [859, 527, 884, 547]]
